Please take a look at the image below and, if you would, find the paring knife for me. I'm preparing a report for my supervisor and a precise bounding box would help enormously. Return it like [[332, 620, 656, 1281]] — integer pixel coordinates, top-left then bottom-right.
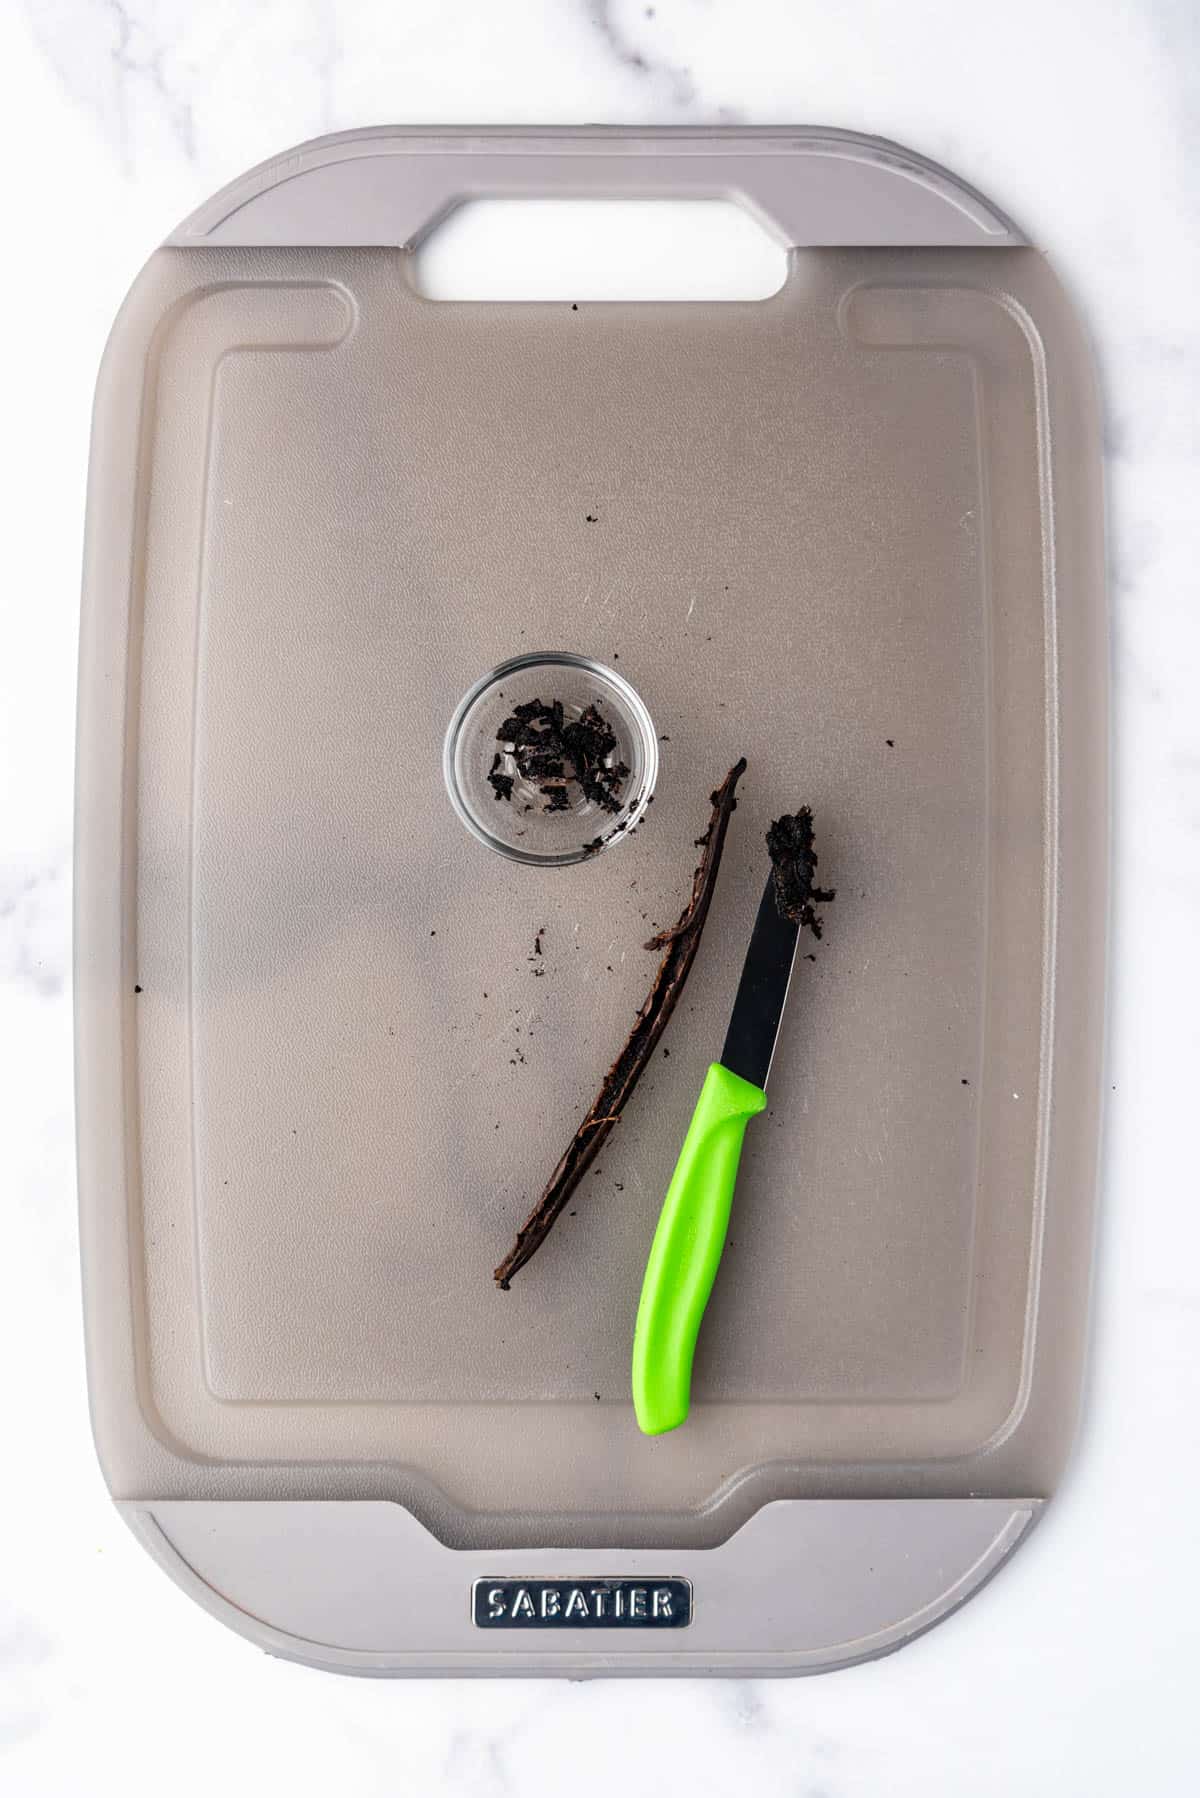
[[631, 871, 802, 1435]]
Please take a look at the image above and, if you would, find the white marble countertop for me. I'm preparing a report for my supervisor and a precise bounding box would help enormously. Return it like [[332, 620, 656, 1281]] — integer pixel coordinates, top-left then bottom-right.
[[2, 1, 1197, 1791]]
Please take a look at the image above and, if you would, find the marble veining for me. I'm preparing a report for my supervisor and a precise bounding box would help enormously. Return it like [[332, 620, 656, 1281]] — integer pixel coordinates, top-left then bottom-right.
[[1, 0, 1197, 1793], [585, 1, 700, 109]]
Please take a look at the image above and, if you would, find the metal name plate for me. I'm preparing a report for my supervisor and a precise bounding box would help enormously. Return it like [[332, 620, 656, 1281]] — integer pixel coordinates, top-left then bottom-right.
[[473, 1577, 691, 1629]]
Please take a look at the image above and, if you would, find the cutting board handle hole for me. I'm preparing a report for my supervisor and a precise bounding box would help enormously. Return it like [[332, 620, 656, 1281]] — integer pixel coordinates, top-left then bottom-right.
[[412, 200, 787, 302]]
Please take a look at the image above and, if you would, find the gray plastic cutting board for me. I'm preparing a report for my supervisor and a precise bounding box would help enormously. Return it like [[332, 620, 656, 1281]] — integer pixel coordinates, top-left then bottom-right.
[[76, 127, 1107, 1676]]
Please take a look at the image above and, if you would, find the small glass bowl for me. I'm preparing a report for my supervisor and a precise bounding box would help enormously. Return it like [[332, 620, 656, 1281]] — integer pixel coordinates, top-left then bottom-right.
[[443, 652, 659, 867]]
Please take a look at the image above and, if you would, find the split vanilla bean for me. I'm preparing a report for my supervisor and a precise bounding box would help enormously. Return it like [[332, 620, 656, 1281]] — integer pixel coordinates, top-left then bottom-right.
[[494, 758, 747, 1288]]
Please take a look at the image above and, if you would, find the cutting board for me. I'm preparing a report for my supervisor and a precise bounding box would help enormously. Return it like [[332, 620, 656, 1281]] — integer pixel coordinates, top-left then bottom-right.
[[76, 126, 1107, 1675]]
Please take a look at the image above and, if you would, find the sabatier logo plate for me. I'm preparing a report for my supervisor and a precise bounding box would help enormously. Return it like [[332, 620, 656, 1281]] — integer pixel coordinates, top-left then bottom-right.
[[472, 1577, 692, 1629]]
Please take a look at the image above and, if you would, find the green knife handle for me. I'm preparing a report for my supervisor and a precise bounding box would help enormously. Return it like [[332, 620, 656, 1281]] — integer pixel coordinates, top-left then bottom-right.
[[632, 1061, 768, 1435]]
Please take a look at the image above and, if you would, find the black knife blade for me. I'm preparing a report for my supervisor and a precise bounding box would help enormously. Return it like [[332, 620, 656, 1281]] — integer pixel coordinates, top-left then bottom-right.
[[719, 872, 802, 1091]]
